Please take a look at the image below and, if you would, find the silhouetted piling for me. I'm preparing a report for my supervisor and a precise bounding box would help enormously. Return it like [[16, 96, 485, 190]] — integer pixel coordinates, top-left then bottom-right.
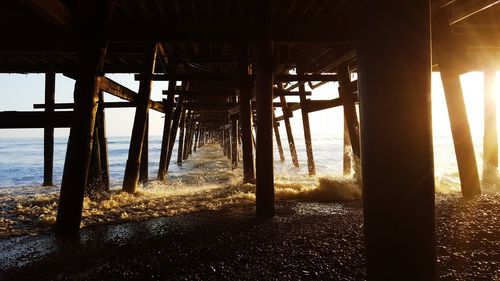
[[239, 64, 255, 183], [231, 116, 238, 169], [338, 63, 360, 175], [343, 119, 351, 175], [278, 86, 299, 168], [158, 62, 178, 181], [166, 95, 185, 173], [123, 43, 157, 193], [140, 114, 149, 185], [297, 67, 316, 176], [97, 91, 109, 190], [272, 110, 285, 162], [255, 0, 275, 218], [359, 1, 437, 279], [177, 108, 186, 166], [56, 0, 113, 235], [43, 72, 55, 187], [484, 66, 498, 169]]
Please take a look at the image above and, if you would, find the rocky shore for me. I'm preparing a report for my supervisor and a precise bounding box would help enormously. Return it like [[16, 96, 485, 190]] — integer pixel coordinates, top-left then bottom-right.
[[1, 193, 498, 281]]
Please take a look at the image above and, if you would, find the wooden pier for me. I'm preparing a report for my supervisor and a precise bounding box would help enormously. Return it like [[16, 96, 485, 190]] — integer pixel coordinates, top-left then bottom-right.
[[1, 0, 500, 280]]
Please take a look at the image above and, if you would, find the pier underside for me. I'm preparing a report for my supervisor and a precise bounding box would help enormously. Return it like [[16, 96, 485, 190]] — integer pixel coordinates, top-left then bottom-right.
[[1, 0, 500, 280]]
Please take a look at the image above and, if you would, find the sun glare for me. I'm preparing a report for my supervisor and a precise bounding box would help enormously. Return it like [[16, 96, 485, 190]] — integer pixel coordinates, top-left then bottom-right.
[[432, 71, 500, 139]]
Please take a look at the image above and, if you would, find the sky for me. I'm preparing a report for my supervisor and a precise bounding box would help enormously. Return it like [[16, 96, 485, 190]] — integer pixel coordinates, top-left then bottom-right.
[[0, 72, 499, 142]]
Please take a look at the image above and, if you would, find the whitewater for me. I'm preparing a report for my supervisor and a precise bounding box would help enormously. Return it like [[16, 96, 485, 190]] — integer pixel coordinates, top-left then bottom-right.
[[0, 133, 499, 238]]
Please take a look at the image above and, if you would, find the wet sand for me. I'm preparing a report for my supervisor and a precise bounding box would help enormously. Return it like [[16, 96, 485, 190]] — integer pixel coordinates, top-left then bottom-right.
[[1, 194, 498, 281]]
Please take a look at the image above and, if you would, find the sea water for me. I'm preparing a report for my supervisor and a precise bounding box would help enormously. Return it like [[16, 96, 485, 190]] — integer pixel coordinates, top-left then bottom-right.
[[0, 133, 496, 238]]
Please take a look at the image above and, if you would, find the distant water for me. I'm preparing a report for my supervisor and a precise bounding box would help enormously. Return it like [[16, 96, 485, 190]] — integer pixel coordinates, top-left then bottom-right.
[[0, 134, 485, 189]]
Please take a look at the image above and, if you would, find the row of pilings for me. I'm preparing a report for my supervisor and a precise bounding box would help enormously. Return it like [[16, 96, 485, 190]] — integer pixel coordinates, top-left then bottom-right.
[[1, 1, 498, 280]]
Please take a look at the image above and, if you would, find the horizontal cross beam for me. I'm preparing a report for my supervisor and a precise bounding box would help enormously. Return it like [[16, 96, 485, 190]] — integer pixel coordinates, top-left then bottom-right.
[[33, 101, 165, 113], [139, 74, 337, 82]]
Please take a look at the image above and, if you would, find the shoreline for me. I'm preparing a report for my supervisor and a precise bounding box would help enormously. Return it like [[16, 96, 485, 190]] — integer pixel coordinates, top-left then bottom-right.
[[1, 194, 498, 281]]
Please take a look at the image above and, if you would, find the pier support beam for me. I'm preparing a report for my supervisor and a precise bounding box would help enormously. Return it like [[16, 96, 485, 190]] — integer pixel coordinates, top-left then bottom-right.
[[435, 11, 481, 197], [278, 89, 299, 168], [43, 72, 55, 187], [273, 110, 285, 162], [194, 124, 200, 152], [484, 66, 498, 171], [240, 70, 256, 183], [255, 0, 274, 218], [358, 1, 437, 280], [56, 0, 113, 235], [440, 68, 481, 197], [297, 67, 316, 176], [338, 63, 360, 177], [140, 114, 149, 185], [122, 43, 157, 193], [86, 126, 103, 195], [166, 94, 186, 173], [231, 116, 239, 169], [97, 91, 109, 190], [157, 62, 178, 180], [343, 119, 351, 175], [177, 108, 186, 166]]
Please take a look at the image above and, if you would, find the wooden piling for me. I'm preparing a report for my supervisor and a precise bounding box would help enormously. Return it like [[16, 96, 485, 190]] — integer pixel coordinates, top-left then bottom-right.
[[86, 126, 103, 195], [359, 1, 437, 279], [439, 60, 481, 197], [183, 111, 193, 160], [436, 12, 481, 197], [139, 114, 149, 185], [231, 116, 238, 169], [484, 66, 498, 170], [278, 86, 299, 168], [166, 96, 185, 173], [272, 110, 285, 162], [338, 63, 361, 176], [56, 0, 113, 235], [343, 119, 351, 175], [97, 91, 110, 191], [226, 128, 231, 159], [43, 72, 55, 187], [194, 123, 200, 152], [239, 69, 256, 183], [255, 0, 275, 218], [188, 113, 196, 156], [122, 43, 157, 193], [157, 62, 178, 180], [177, 107, 186, 166], [297, 67, 316, 176]]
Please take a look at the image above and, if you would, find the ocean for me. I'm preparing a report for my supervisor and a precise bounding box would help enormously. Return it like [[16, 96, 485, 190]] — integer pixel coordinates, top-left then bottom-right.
[[0, 133, 497, 238]]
